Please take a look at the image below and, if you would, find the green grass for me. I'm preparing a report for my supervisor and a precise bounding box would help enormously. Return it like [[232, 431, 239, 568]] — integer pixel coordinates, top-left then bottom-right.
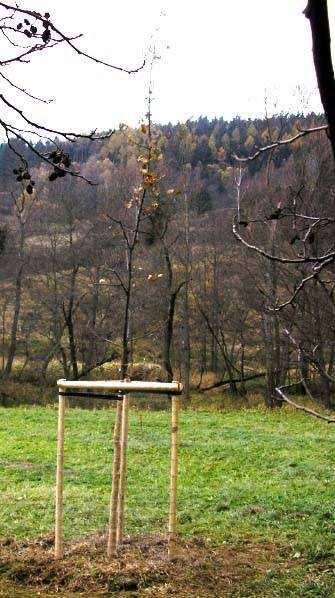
[[1, 405, 335, 595]]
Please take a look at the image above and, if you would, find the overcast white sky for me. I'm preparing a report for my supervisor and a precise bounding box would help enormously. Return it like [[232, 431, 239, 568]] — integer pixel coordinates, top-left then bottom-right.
[[1, 0, 335, 134]]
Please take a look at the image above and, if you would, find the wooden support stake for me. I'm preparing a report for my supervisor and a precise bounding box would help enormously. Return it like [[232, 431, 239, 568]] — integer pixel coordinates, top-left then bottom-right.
[[116, 394, 130, 545], [107, 400, 123, 558], [168, 395, 179, 559], [55, 393, 65, 559]]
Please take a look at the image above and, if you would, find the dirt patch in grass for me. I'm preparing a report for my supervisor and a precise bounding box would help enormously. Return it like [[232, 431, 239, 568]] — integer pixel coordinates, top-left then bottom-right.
[[0, 459, 36, 470], [0, 533, 291, 596]]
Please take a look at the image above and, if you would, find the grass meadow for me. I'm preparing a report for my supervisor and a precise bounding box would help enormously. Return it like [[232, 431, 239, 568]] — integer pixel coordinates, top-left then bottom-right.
[[0, 404, 334, 596]]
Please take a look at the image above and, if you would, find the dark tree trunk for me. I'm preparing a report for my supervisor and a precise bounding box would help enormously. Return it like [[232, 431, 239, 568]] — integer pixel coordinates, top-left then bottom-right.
[[163, 247, 175, 383], [0, 228, 7, 256], [305, 0, 335, 160], [181, 286, 191, 399], [262, 311, 279, 408], [210, 256, 219, 373], [182, 191, 191, 400], [66, 310, 78, 380], [2, 265, 23, 379], [120, 249, 133, 380], [164, 292, 177, 383], [63, 266, 79, 380], [162, 245, 185, 383], [299, 352, 310, 395]]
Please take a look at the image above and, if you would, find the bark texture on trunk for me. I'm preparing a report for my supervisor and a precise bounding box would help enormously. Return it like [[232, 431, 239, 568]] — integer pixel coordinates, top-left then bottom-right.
[[305, 0, 335, 160]]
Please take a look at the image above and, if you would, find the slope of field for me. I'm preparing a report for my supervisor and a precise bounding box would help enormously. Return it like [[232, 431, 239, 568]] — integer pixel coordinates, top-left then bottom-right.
[[0, 406, 334, 596]]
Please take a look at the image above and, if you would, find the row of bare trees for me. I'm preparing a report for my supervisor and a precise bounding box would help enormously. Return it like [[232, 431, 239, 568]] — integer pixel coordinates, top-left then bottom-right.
[[0, 117, 333, 413]]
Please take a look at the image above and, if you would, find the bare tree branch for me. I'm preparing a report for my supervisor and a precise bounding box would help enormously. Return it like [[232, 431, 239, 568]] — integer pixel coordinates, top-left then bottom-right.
[[272, 257, 335, 311], [233, 125, 328, 163], [276, 384, 335, 423], [0, 3, 145, 186], [233, 219, 335, 265], [0, 3, 145, 73], [201, 371, 265, 392], [284, 328, 335, 384], [0, 70, 53, 103]]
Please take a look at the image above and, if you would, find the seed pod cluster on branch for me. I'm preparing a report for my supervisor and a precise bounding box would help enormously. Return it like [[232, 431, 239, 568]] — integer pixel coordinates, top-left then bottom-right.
[[0, 2, 144, 188], [13, 167, 35, 194], [15, 12, 51, 42]]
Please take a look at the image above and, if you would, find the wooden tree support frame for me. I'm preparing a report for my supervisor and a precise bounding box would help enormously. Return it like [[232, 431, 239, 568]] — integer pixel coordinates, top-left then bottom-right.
[[55, 378, 183, 560]]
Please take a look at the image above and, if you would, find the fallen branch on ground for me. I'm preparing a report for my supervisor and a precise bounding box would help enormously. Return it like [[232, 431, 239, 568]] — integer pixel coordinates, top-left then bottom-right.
[[276, 385, 335, 423], [201, 372, 265, 392]]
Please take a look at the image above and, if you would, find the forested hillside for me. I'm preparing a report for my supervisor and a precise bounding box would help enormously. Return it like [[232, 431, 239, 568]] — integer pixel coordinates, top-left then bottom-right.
[[0, 112, 334, 408]]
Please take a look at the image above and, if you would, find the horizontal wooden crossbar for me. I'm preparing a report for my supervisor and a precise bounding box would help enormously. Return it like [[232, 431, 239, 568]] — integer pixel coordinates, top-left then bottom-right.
[[59, 391, 123, 400], [57, 379, 183, 395]]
